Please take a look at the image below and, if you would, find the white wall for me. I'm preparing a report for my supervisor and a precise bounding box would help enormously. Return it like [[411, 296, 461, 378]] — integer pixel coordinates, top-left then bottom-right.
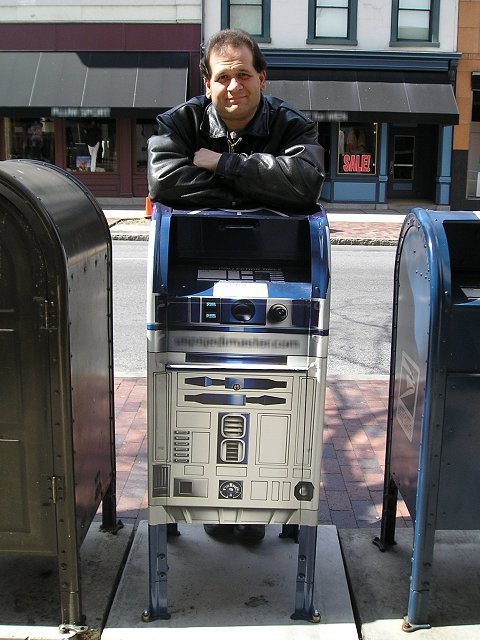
[[203, 0, 458, 52], [0, 0, 457, 49], [0, 0, 201, 23]]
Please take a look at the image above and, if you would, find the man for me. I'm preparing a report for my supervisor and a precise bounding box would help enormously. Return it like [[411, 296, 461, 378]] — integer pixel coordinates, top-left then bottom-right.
[[147, 29, 325, 541], [148, 28, 325, 212]]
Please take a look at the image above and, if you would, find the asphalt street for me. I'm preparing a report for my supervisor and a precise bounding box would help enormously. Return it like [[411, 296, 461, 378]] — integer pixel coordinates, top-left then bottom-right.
[[112, 240, 396, 378]]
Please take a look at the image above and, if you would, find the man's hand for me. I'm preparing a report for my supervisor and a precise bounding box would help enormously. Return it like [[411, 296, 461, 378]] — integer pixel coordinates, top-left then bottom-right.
[[193, 148, 222, 173]]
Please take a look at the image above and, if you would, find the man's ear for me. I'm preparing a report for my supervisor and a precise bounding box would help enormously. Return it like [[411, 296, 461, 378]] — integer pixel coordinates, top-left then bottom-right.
[[259, 71, 266, 91], [204, 78, 212, 99]]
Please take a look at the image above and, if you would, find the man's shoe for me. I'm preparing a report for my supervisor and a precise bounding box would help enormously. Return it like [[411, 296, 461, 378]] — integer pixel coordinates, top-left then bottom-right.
[[233, 524, 265, 542], [203, 524, 234, 538]]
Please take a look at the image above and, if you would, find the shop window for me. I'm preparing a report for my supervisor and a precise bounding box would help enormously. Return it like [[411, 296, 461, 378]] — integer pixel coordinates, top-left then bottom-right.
[[466, 90, 480, 198], [221, 0, 271, 42], [337, 123, 377, 175], [307, 0, 358, 45], [136, 119, 157, 172], [65, 118, 117, 173], [4, 117, 55, 164], [317, 122, 331, 175], [391, 0, 440, 46]]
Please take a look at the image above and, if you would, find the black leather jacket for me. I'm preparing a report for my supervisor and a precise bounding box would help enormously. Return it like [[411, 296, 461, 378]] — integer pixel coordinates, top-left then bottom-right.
[[147, 94, 325, 212]]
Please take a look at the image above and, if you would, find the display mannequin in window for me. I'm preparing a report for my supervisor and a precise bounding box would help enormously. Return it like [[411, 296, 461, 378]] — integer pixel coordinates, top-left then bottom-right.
[[84, 120, 102, 172], [28, 120, 43, 160], [148, 28, 325, 542]]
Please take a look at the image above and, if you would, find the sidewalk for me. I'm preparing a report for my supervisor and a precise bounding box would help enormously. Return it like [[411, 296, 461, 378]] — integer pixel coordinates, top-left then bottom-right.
[[113, 375, 412, 532]]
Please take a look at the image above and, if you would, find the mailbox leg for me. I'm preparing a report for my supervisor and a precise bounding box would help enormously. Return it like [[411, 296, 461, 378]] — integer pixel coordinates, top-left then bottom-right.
[[373, 476, 398, 551], [142, 523, 170, 621], [100, 480, 123, 533], [291, 525, 320, 623]]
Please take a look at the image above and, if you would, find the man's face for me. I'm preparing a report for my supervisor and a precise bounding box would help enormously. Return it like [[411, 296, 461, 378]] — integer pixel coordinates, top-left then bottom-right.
[[205, 44, 266, 132]]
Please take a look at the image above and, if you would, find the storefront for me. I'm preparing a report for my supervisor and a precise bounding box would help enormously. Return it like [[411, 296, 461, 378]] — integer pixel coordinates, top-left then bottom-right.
[[265, 50, 460, 207], [2, 113, 153, 198], [0, 49, 199, 200]]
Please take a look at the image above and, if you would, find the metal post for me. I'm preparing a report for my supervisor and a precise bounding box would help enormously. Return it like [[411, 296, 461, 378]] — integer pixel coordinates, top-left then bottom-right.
[[291, 525, 320, 623], [373, 476, 398, 551], [142, 523, 170, 621]]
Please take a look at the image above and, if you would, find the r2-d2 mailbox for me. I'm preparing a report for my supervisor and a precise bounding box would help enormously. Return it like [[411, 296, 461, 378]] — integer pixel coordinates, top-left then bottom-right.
[[145, 205, 330, 621]]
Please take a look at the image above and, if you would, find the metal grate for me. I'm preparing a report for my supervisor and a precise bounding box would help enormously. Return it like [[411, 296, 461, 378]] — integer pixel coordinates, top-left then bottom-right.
[[152, 464, 169, 497], [221, 440, 245, 463], [221, 414, 246, 438]]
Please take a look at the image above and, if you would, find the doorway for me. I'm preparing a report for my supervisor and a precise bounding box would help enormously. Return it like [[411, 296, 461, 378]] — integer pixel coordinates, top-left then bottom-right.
[[387, 125, 437, 200]]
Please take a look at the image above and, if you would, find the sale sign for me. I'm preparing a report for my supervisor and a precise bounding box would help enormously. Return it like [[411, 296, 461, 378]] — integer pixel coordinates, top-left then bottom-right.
[[341, 154, 373, 173]]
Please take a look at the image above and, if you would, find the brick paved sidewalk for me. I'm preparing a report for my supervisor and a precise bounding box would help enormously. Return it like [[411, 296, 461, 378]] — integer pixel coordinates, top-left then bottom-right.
[[112, 376, 412, 531], [329, 221, 401, 244]]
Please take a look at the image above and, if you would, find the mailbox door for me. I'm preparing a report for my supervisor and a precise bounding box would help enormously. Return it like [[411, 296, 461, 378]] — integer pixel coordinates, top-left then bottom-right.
[[0, 198, 57, 554]]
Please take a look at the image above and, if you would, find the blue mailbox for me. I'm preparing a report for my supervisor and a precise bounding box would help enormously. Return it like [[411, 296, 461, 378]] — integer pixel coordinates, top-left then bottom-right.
[[374, 208, 480, 631]]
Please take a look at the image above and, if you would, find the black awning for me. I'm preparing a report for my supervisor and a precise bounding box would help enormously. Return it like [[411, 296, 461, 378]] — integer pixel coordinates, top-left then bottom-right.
[[0, 51, 188, 110], [265, 79, 459, 124]]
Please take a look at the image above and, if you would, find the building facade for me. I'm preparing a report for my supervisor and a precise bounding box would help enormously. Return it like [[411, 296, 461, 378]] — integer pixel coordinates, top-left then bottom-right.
[[205, 0, 460, 207], [0, 1, 202, 200], [0, 0, 461, 206], [451, 0, 480, 210]]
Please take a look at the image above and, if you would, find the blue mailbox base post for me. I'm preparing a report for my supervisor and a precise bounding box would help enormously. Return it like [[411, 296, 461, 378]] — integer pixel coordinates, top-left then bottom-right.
[[373, 474, 433, 632], [143, 523, 320, 624]]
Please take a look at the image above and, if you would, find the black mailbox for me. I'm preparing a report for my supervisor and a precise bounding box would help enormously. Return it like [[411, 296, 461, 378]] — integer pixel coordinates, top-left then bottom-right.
[[374, 208, 480, 631], [0, 160, 117, 630]]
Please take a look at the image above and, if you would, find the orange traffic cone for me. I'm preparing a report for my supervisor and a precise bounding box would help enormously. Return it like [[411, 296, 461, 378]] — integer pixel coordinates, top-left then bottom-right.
[[145, 196, 152, 219]]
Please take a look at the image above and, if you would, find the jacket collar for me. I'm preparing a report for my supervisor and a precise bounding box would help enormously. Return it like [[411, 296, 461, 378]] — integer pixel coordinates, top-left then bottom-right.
[[200, 94, 270, 140]]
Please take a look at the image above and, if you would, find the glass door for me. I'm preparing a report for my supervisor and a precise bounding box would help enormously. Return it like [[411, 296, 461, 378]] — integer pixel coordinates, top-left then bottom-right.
[[388, 132, 415, 198], [387, 125, 437, 200]]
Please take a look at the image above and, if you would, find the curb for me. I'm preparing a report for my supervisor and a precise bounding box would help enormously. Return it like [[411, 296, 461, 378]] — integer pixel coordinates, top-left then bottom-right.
[[330, 237, 398, 246], [111, 232, 150, 241], [110, 230, 399, 246]]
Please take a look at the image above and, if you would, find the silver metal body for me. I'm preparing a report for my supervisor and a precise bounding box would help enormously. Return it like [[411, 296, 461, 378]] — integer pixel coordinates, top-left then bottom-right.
[[0, 159, 117, 628]]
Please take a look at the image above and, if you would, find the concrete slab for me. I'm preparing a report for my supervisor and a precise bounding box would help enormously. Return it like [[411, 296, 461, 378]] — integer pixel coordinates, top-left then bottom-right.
[[0, 522, 133, 640], [339, 528, 480, 640], [104, 521, 357, 640]]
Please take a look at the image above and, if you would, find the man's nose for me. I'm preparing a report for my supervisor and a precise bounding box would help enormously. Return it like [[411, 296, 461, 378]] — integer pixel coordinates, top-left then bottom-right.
[[227, 77, 241, 91]]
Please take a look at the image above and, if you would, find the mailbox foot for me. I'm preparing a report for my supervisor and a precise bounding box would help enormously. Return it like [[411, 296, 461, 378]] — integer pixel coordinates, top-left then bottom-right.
[[58, 623, 89, 634], [100, 519, 124, 535], [141, 608, 171, 622], [372, 535, 397, 552], [402, 616, 431, 632]]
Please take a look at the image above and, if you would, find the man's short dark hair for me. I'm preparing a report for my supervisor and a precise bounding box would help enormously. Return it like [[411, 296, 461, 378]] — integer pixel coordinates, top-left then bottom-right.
[[200, 29, 267, 79]]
